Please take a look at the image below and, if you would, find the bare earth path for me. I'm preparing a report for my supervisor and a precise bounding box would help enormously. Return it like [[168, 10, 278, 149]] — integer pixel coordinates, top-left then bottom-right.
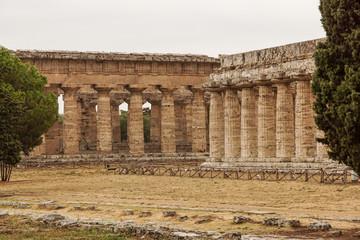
[[1, 167, 359, 238]]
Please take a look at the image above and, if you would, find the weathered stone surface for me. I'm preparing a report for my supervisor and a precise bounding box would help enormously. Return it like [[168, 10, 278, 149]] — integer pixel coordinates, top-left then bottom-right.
[[191, 89, 207, 153], [195, 217, 212, 224], [327, 230, 342, 237], [233, 215, 251, 224], [123, 209, 134, 215], [163, 211, 177, 217], [37, 213, 66, 222], [241, 88, 258, 158], [178, 215, 188, 221], [0, 210, 9, 219], [209, 91, 224, 161], [172, 231, 201, 239], [263, 217, 300, 228], [139, 211, 152, 217], [160, 88, 177, 153], [354, 231, 360, 238], [37, 201, 65, 210], [307, 221, 332, 231]]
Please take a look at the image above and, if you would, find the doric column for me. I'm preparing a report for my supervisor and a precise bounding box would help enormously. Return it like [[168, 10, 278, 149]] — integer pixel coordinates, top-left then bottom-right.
[[241, 87, 258, 158], [111, 103, 121, 152], [61, 85, 81, 155], [160, 87, 176, 153], [175, 100, 187, 150], [294, 76, 316, 159], [150, 100, 161, 143], [94, 85, 113, 153], [224, 88, 241, 160], [127, 87, 145, 155], [257, 84, 276, 158], [275, 81, 294, 158], [209, 90, 224, 161], [191, 88, 207, 153]]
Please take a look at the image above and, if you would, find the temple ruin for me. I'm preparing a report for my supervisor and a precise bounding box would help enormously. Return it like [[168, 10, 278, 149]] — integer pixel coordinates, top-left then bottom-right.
[[12, 39, 344, 169]]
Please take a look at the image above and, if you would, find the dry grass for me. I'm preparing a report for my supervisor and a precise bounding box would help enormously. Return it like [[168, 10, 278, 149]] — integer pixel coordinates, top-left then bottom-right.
[[1, 167, 359, 236]]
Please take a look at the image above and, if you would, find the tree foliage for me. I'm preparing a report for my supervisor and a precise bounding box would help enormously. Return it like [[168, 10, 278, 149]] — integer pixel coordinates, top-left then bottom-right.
[[0, 49, 58, 180], [312, 0, 360, 175]]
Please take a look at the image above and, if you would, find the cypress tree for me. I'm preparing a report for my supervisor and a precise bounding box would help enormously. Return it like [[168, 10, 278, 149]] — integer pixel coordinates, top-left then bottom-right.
[[312, 0, 360, 175]]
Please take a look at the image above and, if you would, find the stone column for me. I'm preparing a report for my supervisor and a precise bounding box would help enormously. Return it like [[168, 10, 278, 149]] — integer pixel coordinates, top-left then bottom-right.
[[61, 85, 81, 155], [241, 87, 258, 158], [127, 87, 145, 155], [209, 90, 224, 161], [275, 81, 295, 158], [150, 100, 161, 143], [111, 103, 121, 152], [160, 87, 176, 153], [257, 84, 276, 158], [94, 86, 113, 154], [224, 88, 241, 160], [191, 88, 207, 153], [175, 100, 186, 151], [294, 76, 316, 159]]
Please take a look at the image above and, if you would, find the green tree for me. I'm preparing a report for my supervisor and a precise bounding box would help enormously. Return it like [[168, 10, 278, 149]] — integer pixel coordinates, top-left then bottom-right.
[[120, 110, 128, 142], [143, 107, 151, 143], [312, 0, 360, 175], [0, 49, 58, 181]]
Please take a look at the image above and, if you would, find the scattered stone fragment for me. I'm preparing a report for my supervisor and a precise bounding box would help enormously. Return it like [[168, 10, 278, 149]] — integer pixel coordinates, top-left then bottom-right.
[[139, 211, 152, 217], [172, 231, 201, 238], [86, 205, 96, 211], [195, 217, 212, 224], [354, 231, 360, 238], [308, 221, 332, 231], [37, 213, 66, 223], [0, 210, 9, 219], [71, 206, 84, 211], [220, 233, 242, 239], [162, 211, 176, 217], [37, 201, 65, 210], [14, 202, 30, 208], [178, 215, 188, 221], [233, 215, 251, 224], [123, 209, 134, 215], [263, 217, 300, 228], [327, 230, 342, 237]]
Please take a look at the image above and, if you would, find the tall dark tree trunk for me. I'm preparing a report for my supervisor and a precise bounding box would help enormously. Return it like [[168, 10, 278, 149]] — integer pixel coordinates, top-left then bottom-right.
[[0, 161, 13, 181]]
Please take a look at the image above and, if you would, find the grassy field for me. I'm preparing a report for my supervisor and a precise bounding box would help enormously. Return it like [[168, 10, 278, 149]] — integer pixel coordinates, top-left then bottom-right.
[[0, 166, 359, 238]]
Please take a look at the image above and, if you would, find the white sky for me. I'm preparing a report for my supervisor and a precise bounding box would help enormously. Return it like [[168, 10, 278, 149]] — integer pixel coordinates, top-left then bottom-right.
[[0, 0, 325, 57], [1, 0, 325, 113]]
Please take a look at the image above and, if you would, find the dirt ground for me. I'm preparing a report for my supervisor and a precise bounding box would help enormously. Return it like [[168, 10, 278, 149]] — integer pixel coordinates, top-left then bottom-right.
[[1, 166, 359, 239]]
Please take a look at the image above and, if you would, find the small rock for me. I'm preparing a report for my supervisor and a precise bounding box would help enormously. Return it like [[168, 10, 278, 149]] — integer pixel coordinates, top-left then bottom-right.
[[71, 206, 84, 211], [139, 211, 152, 217], [221, 233, 242, 240], [123, 209, 134, 215], [178, 215, 188, 221], [37, 213, 65, 223], [195, 217, 212, 224], [86, 205, 96, 211], [263, 217, 282, 226], [38, 201, 64, 210], [354, 231, 360, 237], [327, 230, 342, 237], [172, 232, 201, 238], [308, 221, 332, 231], [0, 210, 9, 219], [162, 211, 176, 217], [14, 202, 30, 209], [233, 215, 251, 224], [263, 217, 300, 228]]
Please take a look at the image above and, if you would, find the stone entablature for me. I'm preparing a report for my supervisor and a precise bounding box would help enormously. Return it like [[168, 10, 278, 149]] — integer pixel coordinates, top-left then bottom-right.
[[204, 38, 325, 88]]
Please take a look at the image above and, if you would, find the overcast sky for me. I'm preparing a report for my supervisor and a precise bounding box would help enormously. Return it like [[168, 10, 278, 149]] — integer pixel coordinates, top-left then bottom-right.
[[1, 0, 325, 58]]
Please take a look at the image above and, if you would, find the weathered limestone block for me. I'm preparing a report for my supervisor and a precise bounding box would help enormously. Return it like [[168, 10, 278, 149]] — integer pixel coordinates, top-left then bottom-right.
[[224, 88, 241, 160], [191, 89, 207, 153], [62, 86, 81, 155], [295, 78, 316, 159], [150, 100, 161, 143], [95, 86, 113, 153], [308, 221, 332, 231], [276, 82, 295, 158], [233, 215, 251, 224], [209, 91, 224, 161], [160, 88, 176, 153], [162, 211, 177, 217], [127, 88, 145, 155], [258, 85, 276, 158], [241, 88, 258, 158]]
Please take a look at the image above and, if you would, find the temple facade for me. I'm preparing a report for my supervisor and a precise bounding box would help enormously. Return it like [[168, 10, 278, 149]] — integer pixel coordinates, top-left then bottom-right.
[[202, 38, 342, 169]]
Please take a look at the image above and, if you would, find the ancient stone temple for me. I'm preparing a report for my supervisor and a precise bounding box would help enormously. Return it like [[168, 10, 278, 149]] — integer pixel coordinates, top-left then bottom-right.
[[202, 38, 341, 169], [13, 50, 219, 156]]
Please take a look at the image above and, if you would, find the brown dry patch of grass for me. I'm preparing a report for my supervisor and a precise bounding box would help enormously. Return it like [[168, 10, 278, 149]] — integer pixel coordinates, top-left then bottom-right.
[[0, 167, 359, 235]]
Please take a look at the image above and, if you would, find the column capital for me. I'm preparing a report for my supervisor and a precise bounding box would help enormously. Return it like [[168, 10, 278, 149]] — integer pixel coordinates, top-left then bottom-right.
[[125, 85, 146, 92], [60, 84, 81, 93], [291, 74, 312, 81], [188, 86, 204, 93], [94, 84, 115, 93], [157, 85, 177, 93]]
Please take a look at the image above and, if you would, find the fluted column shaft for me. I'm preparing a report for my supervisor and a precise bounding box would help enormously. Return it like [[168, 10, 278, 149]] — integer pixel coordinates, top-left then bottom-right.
[[258, 85, 276, 158], [209, 91, 224, 160], [241, 88, 258, 158], [128, 89, 145, 155], [192, 89, 207, 153], [224, 89, 241, 160], [160, 88, 176, 153], [295, 79, 316, 158], [150, 101, 161, 143], [62, 87, 81, 155], [276, 82, 294, 158], [95, 87, 113, 153]]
